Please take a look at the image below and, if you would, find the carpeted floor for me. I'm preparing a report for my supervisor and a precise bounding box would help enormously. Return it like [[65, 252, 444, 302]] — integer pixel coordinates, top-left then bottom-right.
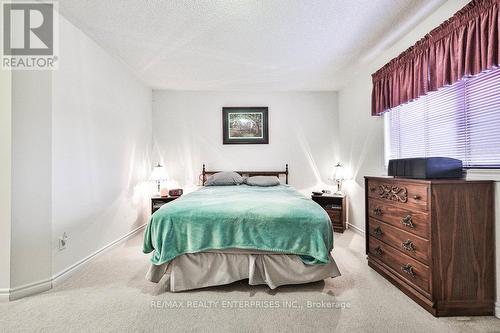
[[0, 229, 498, 333]]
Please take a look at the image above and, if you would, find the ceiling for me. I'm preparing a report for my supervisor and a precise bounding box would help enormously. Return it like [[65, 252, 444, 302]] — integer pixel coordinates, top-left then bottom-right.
[[58, 0, 446, 91]]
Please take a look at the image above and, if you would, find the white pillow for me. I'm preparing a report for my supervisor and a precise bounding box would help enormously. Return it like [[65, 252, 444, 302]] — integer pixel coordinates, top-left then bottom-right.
[[205, 171, 244, 186], [246, 176, 280, 187]]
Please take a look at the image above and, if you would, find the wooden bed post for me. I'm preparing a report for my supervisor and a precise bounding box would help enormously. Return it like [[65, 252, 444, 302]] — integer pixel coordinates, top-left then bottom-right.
[[202, 164, 206, 184], [285, 164, 289, 184]]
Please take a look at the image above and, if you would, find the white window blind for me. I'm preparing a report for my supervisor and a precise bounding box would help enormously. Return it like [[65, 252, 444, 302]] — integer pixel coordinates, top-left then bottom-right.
[[384, 67, 500, 168]]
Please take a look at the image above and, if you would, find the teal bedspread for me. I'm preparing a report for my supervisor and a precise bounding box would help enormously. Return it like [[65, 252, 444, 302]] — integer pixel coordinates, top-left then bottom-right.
[[143, 185, 333, 265]]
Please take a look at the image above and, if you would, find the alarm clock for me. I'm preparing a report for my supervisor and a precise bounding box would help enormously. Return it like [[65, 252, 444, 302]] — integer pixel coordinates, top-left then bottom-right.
[[169, 188, 183, 196]]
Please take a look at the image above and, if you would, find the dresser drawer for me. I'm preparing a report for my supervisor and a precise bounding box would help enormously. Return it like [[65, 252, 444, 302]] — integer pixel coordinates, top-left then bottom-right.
[[368, 199, 430, 239], [368, 218, 430, 264], [367, 179, 428, 211], [369, 237, 430, 294]]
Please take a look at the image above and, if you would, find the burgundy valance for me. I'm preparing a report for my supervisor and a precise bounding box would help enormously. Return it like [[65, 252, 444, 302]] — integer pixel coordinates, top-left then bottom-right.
[[371, 0, 500, 116]]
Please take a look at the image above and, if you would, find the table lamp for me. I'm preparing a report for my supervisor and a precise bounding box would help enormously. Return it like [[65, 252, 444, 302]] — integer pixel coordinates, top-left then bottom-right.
[[149, 163, 167, 194], [331, 162, 345, 194]]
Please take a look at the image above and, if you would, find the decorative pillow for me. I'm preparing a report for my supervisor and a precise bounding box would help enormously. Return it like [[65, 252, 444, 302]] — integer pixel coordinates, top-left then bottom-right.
[[246, 176, 280, 187], [205, 171, 244, 186]]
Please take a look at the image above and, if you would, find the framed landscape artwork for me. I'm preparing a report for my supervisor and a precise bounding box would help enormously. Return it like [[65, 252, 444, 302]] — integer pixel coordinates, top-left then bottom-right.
[[222, 107, 269, 144]]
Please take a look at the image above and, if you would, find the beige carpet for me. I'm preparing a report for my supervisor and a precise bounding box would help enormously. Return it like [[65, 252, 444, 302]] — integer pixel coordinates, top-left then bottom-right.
[[0, 230, 498, 333]]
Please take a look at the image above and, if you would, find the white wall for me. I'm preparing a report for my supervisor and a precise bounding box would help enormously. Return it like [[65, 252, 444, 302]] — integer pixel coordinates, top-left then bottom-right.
[[51, 15, 153, 277], [0, 69, 11, 300], [337, 0, 500, 317], [10, 71, 53, 292], [152, 91, 338, 192], [1, 12, 152, 300]]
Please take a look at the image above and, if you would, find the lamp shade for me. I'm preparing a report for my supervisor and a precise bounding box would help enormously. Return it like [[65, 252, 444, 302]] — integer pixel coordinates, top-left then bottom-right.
[[149, 163, 168, 182], [332, 162, 345, 181]]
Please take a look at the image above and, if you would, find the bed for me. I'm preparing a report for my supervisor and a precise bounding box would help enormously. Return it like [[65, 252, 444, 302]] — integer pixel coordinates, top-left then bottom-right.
[[143, 165, 340, 291]]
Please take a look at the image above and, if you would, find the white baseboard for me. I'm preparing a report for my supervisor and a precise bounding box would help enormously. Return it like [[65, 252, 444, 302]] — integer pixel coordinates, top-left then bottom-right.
[[347, 222, 365, 236], [495, 302, 500, 319], [52, 223, 146, 287], [9, 279, 52, 301], [3, 224, 146, 301], [0, 288, 10, 302]]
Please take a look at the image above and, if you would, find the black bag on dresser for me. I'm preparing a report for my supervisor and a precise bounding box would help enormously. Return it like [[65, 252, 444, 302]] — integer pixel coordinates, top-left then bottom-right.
[[388, 157, 463, 179]]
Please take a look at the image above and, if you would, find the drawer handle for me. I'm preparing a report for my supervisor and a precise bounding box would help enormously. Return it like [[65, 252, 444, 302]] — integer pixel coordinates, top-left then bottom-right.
[[373, 208, 382, 216], [401, 215, 415, 228], [373, 246, 383, 256], [413, 195, 421, 200], [402, 239, 415, 252], [401, 264, 416, 277], [373, 226, 382, 237]]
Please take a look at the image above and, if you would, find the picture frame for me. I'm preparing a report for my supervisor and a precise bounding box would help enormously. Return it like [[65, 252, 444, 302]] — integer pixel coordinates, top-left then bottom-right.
[[222, 107, 269, 144]]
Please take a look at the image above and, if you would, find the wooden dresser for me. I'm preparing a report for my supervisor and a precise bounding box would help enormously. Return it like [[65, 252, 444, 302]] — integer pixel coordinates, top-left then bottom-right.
[[364, 176, 495, 316]]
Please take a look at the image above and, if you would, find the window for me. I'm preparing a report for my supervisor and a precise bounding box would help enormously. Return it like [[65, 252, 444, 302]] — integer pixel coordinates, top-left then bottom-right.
[[384, 68, 500, 168]]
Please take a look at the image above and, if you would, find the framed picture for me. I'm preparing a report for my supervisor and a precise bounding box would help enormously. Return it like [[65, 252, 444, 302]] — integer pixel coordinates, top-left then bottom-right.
[[222, 107, 269, 144]]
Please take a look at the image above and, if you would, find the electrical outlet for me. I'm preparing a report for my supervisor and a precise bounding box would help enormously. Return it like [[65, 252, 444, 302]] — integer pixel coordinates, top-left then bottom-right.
[[58, 232, 68, 251]]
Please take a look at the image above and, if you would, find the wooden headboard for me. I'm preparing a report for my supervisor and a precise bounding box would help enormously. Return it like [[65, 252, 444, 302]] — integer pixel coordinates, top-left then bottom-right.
[[202, 164, 289, 185]]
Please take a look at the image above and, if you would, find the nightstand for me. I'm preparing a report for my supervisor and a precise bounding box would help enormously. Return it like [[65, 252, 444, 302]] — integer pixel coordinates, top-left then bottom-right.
[[311, 194, 347, 233], [151, 196, 180, 214]]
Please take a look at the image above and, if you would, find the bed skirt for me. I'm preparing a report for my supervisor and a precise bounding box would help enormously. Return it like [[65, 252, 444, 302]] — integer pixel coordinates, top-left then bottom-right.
[[146, 250, 341, 292]]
